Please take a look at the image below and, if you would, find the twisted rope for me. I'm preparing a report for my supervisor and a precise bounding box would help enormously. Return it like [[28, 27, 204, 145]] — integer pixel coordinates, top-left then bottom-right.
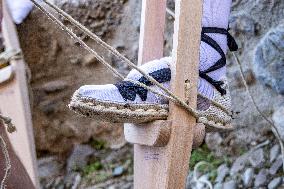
[[0, 114, 16, 134], [0, 49, 22, 67], [0, 135, 11, 189]]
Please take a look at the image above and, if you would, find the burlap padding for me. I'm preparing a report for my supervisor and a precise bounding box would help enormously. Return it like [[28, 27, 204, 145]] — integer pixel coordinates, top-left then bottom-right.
[[69, 90, 233, 132]]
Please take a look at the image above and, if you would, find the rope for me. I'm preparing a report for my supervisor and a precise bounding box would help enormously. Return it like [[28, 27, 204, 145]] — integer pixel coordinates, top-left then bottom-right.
[[0, 114, 16, 134], [0, 135, 11, 189], [233, 52, 284, 173], [0, 49, 22, 67]]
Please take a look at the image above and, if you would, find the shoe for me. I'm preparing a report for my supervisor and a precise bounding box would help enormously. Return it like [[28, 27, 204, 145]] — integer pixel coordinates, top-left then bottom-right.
[[69, 27, 237, 132]]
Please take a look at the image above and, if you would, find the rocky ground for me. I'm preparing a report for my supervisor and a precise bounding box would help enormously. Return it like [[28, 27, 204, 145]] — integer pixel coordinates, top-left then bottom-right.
[[14, 0, 284, 188]]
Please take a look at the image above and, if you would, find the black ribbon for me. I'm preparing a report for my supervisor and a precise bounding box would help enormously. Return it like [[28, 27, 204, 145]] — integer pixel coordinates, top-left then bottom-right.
[[115, 68, 171, 101]]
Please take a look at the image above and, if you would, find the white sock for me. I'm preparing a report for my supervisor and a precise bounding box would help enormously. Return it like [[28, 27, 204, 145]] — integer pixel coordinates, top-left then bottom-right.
[[199, 0, 232, 98], [78, 0, 233, 104], [7, 0, 33, 24]]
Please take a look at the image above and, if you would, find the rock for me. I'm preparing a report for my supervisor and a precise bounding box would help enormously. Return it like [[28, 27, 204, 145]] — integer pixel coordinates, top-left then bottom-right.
[[38, 156, 64, 181], [230, 15, 257, 35], [196, 174, 211, 189], [64, 172, 81, 189], [272, 107, 284, 141], [216, 164, 229, 183], [269, 158, 283, 175], [254, 169, 269, 187], [242, 168, 254, 187], [230, 155, 248, 175], [185, 172, 194, 189], [39, 99, 61, 115], [232, 69, 255, 88], [249, 148, 265, 168], [270, 144, 280, 163], [41, 80, 69, 93], [223, 180, 236, 189], [82, 54, 98, 66], [268, 177, 282, 189], [205, 132, 223, 154], [253, 23, 284, 94], [112, 166, 125, 177], [213, 183, 222, 189], [67, 144, 94, 172]]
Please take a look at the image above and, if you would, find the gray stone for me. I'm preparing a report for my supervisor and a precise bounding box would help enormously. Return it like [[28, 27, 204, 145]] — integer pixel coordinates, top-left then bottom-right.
[[223, 180, 236, 189], [270, 144, 280, 163], [242, 168, 254, 187], [268, 177, 282, 189], [64, 172, 81, 189], [273, 107, 284, 141], [42, 80, 69, 93], [249, 148, 265, 168], [230, 15, 257, 34], [253, 24, 284, 94], [230, 155, 249, 175], [82, 54, 98, 66], [67, 144, 94, 172], [216, 164, 229, 183], [205, 132, 223, 154], [254, 169, 269, 187], [38, 156, 64, 180], [269, 158, 283, 175], [197, 174, 210, 189], [112, 166, 124, 177], [213, 183, 222, 189]]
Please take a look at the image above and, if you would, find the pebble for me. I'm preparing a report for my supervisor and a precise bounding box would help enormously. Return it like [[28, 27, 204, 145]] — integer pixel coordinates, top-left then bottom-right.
[[270, 144, 280, 163], [268, 177, 282, 189], [42, 80, 69, 93], [113, 166, 125, 177], [205, 132, 223, 155], [38, 156, 64, 180], [272, 107, 284, 141], [223, 180, 236, 189], [230, 155, 248, 175], [249, 148, 265, 168], [213, 183, 222, 189], [269, 158, 283, 175], [64, 172, 81, 189], [254, 169, 269, 187], [242, 168, 254, 187], [82, 54, 98, 66], [216, 164, 229, 183], [66, 144, 94, 172], [253, 23, 284, 94]]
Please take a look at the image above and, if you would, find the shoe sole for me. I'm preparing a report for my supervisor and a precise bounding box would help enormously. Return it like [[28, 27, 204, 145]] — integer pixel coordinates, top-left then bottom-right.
[[69, 91, 233, 132]]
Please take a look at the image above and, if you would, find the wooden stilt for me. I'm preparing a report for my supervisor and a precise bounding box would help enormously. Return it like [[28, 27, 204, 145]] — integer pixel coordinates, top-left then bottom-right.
[[124, 0, 203, 188], [0, 1, 39, 187]]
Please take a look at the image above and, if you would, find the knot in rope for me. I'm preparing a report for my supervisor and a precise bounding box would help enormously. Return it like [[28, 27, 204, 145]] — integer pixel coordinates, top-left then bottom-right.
[[0, 114, 16, 133], [0, 48, 22, 67]]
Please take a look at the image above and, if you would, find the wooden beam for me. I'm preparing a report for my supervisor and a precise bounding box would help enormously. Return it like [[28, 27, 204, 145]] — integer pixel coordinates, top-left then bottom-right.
[[124, 0, 203, 188], [124, 120, 171, 147], [0, 1, 39, 187], [137, 0, 166, 65]]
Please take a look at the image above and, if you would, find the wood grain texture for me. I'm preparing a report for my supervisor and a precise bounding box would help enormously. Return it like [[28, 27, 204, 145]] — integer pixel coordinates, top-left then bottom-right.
[[124, 0, 203, 188], [124, 120, 171, 147], [0, 1, 39, 187]]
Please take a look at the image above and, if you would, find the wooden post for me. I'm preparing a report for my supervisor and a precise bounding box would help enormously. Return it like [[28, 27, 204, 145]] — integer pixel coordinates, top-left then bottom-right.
[[0, 1, 40, 187], [124, 0, 203, 188]]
